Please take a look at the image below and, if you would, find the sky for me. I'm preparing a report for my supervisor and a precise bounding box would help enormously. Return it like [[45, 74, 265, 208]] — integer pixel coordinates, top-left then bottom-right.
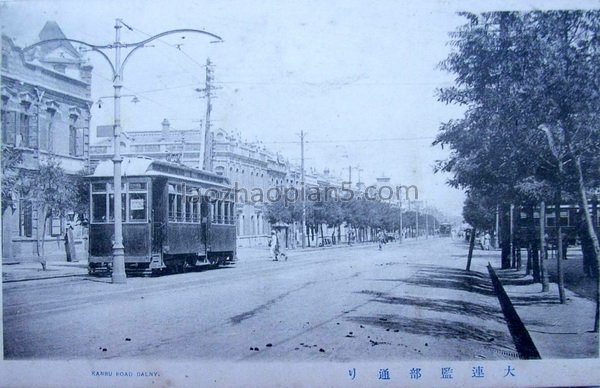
[[2, 0, 596, 218]]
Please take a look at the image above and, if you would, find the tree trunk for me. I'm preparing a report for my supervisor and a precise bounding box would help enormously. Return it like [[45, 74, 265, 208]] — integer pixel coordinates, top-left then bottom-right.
[[510, 204, 516, 269], [38, 205, 48, 271], [555, 191, 566, 304], [529, 205, 540, 282], [320, 224, 324, 246], [466, 227, 476, 272], [526, 244, 532, 276], [501, 204, 511, 269], [539, 201, 550, 292], [572, 156, 600, 332]]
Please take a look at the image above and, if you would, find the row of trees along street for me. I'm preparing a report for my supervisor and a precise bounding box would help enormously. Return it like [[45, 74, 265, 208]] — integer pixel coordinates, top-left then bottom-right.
[[2, 147, 88, 270], [434, 11, 600, 332], [265, 195, 440, 246]]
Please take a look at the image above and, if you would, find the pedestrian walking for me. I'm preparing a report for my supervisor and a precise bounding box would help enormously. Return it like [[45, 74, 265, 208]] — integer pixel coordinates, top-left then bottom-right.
[[483, 231, 491, 250], [377, 230, 386, 250], [269, 230, 280, 261]]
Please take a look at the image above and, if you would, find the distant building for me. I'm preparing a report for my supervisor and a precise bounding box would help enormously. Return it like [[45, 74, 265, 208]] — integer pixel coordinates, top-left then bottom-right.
[[89, 118, 203, 169], [1, 21, 93, 262]]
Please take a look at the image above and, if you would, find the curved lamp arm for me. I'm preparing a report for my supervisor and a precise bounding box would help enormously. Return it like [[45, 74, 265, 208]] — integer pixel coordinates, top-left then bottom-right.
[[22, 38, 116, 77]]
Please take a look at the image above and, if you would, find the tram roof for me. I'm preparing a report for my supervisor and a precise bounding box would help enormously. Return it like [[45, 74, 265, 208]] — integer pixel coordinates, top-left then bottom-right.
[[91, 157, 231, 187]]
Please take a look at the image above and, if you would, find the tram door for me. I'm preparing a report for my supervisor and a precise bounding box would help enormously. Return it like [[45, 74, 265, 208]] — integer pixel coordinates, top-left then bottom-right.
[[151, 178, 167, 255], [201, 196, 211, 257]]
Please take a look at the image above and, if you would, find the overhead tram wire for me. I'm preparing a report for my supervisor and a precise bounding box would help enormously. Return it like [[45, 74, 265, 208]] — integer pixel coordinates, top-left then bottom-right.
[[89, 68, 190, 114], [127, 24, 210, 82], [259, 136, 435, 145]]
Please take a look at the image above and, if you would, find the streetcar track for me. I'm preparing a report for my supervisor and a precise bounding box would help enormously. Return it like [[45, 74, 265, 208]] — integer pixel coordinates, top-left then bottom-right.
[[3, 247, 377, 322]]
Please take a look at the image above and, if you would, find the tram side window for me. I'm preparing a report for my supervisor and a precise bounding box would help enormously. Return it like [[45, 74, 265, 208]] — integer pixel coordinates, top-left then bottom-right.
[[168, 184, 183, 222], [217, 200, 223, 223], [193, 195, 201, 222], [92, 194, 107, 222], [185, 187, 200, 222]]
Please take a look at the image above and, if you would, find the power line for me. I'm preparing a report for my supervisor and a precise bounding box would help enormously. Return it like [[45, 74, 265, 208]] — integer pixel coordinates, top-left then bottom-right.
[[127, 24, 206, 81], [260, 136, 435, 145]]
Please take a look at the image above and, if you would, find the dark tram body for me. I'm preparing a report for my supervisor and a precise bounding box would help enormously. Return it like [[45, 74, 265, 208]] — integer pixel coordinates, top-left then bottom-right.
[[439, 223, 452, 237], [514, 204, 600, 247], [88, 157, 236, 276]]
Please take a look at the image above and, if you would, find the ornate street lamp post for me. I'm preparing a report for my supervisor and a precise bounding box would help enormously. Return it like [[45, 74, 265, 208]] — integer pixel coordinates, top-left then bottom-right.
[[24, 19, 222, 283]]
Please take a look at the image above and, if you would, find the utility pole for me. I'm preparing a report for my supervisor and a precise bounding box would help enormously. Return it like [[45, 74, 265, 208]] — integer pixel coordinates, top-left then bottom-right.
[[348, 165, 352, 185], [416, 203, 420, 239], [24, 21, 223, 284], [301, 130, 306, 248], [198, 58, 217, 171], [425, 202, 429, 239], [399, 199, 403, 244]]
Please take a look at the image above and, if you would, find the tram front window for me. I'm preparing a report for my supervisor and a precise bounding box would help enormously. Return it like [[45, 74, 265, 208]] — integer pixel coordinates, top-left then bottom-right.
[[109, 193, 127, 222], [129, 192, 147, 221]]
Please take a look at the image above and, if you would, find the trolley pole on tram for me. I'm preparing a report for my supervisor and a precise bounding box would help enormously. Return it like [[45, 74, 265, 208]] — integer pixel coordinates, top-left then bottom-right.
[[23, 19, 222, 284]]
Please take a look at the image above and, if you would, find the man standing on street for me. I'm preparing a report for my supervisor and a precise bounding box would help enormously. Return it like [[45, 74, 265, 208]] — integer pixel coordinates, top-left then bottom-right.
[[269, 230, 280, 261]]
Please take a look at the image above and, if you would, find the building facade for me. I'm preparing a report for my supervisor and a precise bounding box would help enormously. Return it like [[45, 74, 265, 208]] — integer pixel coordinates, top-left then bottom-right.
[[1, 22, 92, 263], [89, 118, 203, 170]]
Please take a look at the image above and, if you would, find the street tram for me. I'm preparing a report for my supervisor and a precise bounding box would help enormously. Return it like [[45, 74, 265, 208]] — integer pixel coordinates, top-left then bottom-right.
[[88, 157, 236, 276], [514, 204, 600, 248], [439, 223, 452, 237]]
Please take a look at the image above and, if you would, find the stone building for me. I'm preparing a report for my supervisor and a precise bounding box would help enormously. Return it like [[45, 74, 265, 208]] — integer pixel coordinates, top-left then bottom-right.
[[89, 118, 203, 169], [1, 22, 92, 263], [211, 128, 290, 246]]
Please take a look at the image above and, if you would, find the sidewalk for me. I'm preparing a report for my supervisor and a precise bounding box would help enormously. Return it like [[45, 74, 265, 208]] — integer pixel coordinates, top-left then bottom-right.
[[2, 260, 88, 283], [473, 246, 598, 359]]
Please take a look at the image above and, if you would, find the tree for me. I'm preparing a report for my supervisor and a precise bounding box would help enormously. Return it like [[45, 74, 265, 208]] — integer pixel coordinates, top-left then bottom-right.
[[1, 146, 23, 213], [436, 10, 600, 331], [463, 191, 496, 271], [21, 158, 79, 270]]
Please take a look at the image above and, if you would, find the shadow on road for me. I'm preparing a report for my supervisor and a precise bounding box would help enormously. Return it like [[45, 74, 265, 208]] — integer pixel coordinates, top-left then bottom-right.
[[373, 264, 496, 297], [347, 314, 513, 348], [356, 291, 506, 324]]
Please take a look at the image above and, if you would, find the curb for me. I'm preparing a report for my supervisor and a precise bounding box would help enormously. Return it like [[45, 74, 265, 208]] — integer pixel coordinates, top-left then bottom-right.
[[3, 273, 88, 283], [487, 263, 541, 360]]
